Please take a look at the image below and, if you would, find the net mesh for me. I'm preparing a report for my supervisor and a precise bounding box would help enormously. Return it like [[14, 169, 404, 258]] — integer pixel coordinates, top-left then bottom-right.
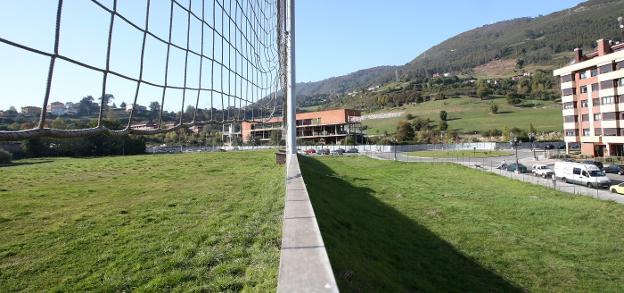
[[0, 0, 283, 140]]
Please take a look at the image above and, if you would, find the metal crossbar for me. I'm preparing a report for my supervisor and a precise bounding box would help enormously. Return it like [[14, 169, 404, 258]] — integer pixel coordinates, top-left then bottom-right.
[[0, 0, 283, 141]]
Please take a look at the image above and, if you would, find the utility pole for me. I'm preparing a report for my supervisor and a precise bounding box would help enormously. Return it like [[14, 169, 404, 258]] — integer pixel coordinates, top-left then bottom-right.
[[285, 0, 297, 156]]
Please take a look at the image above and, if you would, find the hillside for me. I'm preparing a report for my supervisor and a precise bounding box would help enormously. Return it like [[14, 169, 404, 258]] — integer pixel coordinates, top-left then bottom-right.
[[362, 97, 562, 135], [296, 0, 624, 103]]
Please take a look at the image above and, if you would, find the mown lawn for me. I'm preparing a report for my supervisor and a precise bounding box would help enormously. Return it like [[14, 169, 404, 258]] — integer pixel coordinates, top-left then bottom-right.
[[301, 156, 624, 292], [363, 97, 562, 135], [406, 150, 511, 158], [0, 152, 284, 292]]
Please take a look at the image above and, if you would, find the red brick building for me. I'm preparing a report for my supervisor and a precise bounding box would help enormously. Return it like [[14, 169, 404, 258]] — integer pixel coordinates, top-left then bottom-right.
[[241, 109, 364, 145], [553, 39, 624, 157]]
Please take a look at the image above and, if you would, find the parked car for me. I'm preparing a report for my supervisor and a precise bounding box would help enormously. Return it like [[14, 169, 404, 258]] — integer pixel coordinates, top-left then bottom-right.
[[544, 144, 555, 150], [346, 148, 359, 154], [582, 160, 604, 170], [506, 163, 528, 173], [603, 164, 624, 175], [332, 148, 346, 155], [610, 183, 624, 194], [304, 149, 316, 155], [316, 148, 330, 155], [532, 164, 554, 178], [554, 161, 611, 189]]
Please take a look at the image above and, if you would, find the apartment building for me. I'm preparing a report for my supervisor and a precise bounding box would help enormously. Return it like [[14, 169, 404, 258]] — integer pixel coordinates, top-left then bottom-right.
[[21, 106, 42, 116], [241, 109, 364, 145], [554, 39, 624, 157]]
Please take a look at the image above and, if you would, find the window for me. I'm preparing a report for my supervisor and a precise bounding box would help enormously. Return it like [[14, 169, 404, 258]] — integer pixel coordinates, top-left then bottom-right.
[[580, 100, 588, 108], [604, 128, 619, 136], [565, 129, 577, 136], [600, 63, 614, 74], [580, 86, 588, 93], [591, 68, 598, 77], [617, 61, 624, 70], [603, 112, 617, 120], [601, 80, 614, 89], [564, 115, 577, 123], [561, 88, 575, 96], [563, 102, 576, 109], [595, 128, 602, 135], [580, 71, 588, 79], [581, 114, 589, 121], [593, 98, 600, 106], [594, 113, 601, 121], [602, 96, 615, 104], [619, 78, 624, 87], [561, 74, 574, 83], [573, 168, 581, 175], [591, 83, 599, 92]]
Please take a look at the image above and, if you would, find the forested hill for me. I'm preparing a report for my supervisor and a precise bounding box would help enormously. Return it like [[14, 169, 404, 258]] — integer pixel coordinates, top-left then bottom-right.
[[296, 0, 624, 103], [404, 0, 624, 76]]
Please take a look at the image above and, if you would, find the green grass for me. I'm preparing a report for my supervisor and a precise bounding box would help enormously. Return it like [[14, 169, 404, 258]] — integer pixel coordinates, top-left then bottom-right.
[[363, 97, 562, 135], [406, 150, 512, 158], [0, 152, 284, 292], [300, 156, 624, 292]]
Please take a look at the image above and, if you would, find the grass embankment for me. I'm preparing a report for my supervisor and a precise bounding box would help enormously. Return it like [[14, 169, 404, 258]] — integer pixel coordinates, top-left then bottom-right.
[[301, 156, 624, 292], [406, 150, 511, 158], [363, 97, 562, 135], [0, 152, 284, 291]]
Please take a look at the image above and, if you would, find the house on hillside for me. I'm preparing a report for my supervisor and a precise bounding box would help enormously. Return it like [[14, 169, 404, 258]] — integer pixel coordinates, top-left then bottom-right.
[[21, 106, 42, 115], [47, 101, 66, 116]]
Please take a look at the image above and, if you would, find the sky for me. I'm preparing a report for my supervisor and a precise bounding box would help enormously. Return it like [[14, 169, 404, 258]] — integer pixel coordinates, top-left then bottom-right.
[[0, 0, 583, 111]]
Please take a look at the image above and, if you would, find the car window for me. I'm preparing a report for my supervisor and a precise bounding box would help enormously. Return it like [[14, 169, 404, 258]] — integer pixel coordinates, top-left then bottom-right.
[[589, 170, 605, 177], [573, 168, 581, 175]]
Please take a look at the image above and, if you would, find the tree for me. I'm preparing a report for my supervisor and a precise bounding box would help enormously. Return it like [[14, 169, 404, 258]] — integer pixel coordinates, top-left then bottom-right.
[[7, 106, 17, 114], [412, 117, 431, 131], [439, 110, 448, 121], [476, 80, 492, 99], [490, 102, 499, 114], [439, 120, 448, 131], [395, 120, 415, 142], [119, 102, 127, 109], [270, 130, 282, 146], [51, 117, 67, 129]]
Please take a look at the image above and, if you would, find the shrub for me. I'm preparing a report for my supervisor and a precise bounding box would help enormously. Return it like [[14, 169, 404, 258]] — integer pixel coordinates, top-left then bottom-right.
[[0, 148, 12, 164], [490, 102, 499, 114]]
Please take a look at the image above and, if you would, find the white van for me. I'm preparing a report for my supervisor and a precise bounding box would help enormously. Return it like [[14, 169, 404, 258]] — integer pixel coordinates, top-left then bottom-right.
[[554, 161, 611, 189]]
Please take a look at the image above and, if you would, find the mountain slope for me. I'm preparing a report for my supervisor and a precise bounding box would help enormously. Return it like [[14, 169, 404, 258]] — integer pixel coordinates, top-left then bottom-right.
[[296, 0, 624, 103]]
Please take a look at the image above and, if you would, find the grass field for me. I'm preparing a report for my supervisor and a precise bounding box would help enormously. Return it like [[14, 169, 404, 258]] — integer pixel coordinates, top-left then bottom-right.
[[0, 152, 284, 291], [363, 97, 562, 135], [300, 156, 624, 292], [406, 150, 512, 158]]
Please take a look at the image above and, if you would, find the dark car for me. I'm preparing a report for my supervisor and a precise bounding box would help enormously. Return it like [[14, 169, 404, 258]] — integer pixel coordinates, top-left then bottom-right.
[[603, 164, 624, 175], [582, 160, 604, 170], [332, 148, 346, 155], [316, 148, 330, 155], [346, 148, 359, 154], [544, 144, 555, 150], [506, 163, 529, 173]]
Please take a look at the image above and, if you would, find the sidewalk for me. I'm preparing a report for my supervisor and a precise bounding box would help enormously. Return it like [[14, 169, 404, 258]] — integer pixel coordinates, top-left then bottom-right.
[[367, 152, 624, 205]]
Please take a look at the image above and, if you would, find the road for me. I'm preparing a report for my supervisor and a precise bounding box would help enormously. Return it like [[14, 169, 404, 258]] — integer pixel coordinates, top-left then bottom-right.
[[367, 149, 624, 205]]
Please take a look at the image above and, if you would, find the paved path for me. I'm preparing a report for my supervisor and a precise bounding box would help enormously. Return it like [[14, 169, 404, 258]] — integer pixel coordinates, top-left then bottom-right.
[[367, 151, 624, 205]]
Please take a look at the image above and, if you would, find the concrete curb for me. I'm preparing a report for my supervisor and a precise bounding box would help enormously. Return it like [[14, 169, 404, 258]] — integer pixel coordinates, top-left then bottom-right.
[[277, 155, 339, 293]]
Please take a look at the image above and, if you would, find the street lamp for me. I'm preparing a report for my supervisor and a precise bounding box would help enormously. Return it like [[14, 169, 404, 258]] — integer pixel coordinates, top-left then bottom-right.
[[510, 136, 520, 173], [392, 137, 398, 161], [528, 132, 537, 160], [619, 17, 624, 40]]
